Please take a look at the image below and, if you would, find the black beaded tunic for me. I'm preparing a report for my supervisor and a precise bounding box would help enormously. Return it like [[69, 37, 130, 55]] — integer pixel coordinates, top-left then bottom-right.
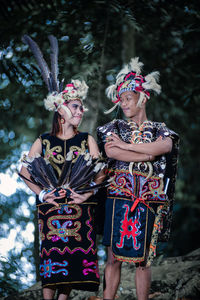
[[97, 119, 179, 264], [37, 132, 100, 291]]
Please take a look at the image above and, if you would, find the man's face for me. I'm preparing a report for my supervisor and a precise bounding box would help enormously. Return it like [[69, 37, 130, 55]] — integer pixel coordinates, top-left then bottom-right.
[[120, 91, 140, 118]]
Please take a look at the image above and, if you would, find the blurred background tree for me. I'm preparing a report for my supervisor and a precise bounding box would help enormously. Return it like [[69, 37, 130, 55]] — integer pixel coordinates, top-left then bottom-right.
[[0, 0, 200, 296]]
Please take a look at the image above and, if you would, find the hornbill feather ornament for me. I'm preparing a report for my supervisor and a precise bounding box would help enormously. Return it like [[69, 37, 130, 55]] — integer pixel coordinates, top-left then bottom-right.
[[19, 151, 112, 196]]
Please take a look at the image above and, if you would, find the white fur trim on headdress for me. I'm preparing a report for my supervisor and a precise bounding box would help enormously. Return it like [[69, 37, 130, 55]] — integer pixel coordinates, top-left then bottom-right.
[[128, 57, 144, 75], [116, 57, 143, 85], [44, 79, 89, 112], [71, 79, 89, 100], [105, 84, 117, 102], [63, 79, 89, 102], [106, 57, 144, 103], [44, 93, 64, 111], [143, 71, 161, 94]]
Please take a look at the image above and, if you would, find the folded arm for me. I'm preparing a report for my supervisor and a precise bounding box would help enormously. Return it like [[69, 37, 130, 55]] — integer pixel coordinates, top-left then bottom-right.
[[105, 143, 154, 162], [105, 132, 172, 159]]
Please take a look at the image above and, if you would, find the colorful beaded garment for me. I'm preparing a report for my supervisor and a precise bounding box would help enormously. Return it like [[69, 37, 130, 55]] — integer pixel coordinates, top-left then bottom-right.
[[97, 119, 179, 264], [37, 132, 100, 290]]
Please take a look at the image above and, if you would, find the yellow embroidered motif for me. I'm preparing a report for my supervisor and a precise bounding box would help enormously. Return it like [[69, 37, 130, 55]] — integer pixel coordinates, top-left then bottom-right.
[[46, 205, 82, 242], [142, 178, 165, 200], [43, 139, 64, 163], [38, 219, 45, 241], [47, 217, 81, 242], [69, 140, 87, 162], [43, 139, 65, 176]]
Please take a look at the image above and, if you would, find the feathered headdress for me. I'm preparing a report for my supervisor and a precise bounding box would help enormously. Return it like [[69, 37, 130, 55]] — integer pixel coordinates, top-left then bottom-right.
[[105, 57, 161, 114], [22, 35, 88, 113]]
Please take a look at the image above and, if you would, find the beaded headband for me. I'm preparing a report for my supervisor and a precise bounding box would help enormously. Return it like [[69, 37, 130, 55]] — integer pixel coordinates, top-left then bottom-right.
[[105, 57, 161, 113]]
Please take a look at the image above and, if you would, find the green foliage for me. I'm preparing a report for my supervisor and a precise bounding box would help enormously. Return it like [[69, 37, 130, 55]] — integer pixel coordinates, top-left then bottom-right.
[[0, 191, 36, 295], [0, 0, 200, 293]]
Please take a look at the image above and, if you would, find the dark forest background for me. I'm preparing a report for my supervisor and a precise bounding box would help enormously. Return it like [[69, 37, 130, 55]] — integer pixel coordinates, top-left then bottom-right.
[[0, 0, 200, 297]]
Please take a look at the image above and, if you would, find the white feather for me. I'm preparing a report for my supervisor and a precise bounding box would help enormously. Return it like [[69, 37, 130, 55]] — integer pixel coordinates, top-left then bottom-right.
[[71, 79, 89, 100], [105, 84, 117, 100], [94, 162, 103, 173], [84, 153, 90, 161], [128, 57, 143, 75], [143, 71, 161, 94], [104, 103, 119, 114], [116, 65, 130, 80], [66, 150, 73, 161], [44, 93, 64, 111]]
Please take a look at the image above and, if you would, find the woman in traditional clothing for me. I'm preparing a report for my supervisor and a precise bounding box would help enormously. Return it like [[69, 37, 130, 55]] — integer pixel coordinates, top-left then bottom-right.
[[19, 35, 104, 300]]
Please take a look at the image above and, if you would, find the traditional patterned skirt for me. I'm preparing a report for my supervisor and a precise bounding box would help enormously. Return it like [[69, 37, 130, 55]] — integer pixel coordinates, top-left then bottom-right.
[[102, 169, 169, 264], [103, 197, 161, 263], [38, 202, 100, 291]]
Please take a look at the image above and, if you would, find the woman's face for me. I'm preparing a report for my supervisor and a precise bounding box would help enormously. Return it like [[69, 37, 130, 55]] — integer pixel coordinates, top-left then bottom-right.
[[63, 100, 84, 126]]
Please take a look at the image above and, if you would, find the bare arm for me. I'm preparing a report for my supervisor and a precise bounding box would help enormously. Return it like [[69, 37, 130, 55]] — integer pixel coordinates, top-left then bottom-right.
[[88, 134, 106, 184], [106, 132, 172, 157], [88, 134, 100, 158], [105, 143, 154, 162], [20, 138, 43, 195]]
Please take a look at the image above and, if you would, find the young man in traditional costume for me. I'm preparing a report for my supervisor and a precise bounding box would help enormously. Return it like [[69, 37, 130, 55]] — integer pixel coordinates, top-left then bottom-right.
[[97, 57, 179, 300]]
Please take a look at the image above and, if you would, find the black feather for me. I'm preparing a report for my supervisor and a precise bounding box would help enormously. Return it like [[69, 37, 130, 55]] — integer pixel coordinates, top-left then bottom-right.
[[75, 178, 111, 193], [71, 164, 104, 189], [22, 35, 51, 92], [57, 152, 73, 186], [27, 167, 51, 189], [69, 153, 89, 180], [23, 156, 57, 189], [48, 74, 54, 93], [68, 159, 96, 187], [21, 152, 109, 193], [48, 35, 59, 91], [26, 157, 53, 189], [36, 156, 58, 188], [59, 78, 65, 93]]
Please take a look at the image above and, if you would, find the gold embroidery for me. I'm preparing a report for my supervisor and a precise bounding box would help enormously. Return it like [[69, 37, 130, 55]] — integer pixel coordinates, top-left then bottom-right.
[[43, 139, 65, 163], [128, 121, 154, 144], [47, 217, 81, 241], [108, 174, 132, 196], [147, 205, 163, 266], [69, 140, 87, 162], [108, 169, 165, 199], [46, 205, 82, 241], [43, 139, 65, 177], [142, 178, 165, 200], [41, 136, 88, 177], [44, 204, 82, 218], [38, 219, 45, 241]]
